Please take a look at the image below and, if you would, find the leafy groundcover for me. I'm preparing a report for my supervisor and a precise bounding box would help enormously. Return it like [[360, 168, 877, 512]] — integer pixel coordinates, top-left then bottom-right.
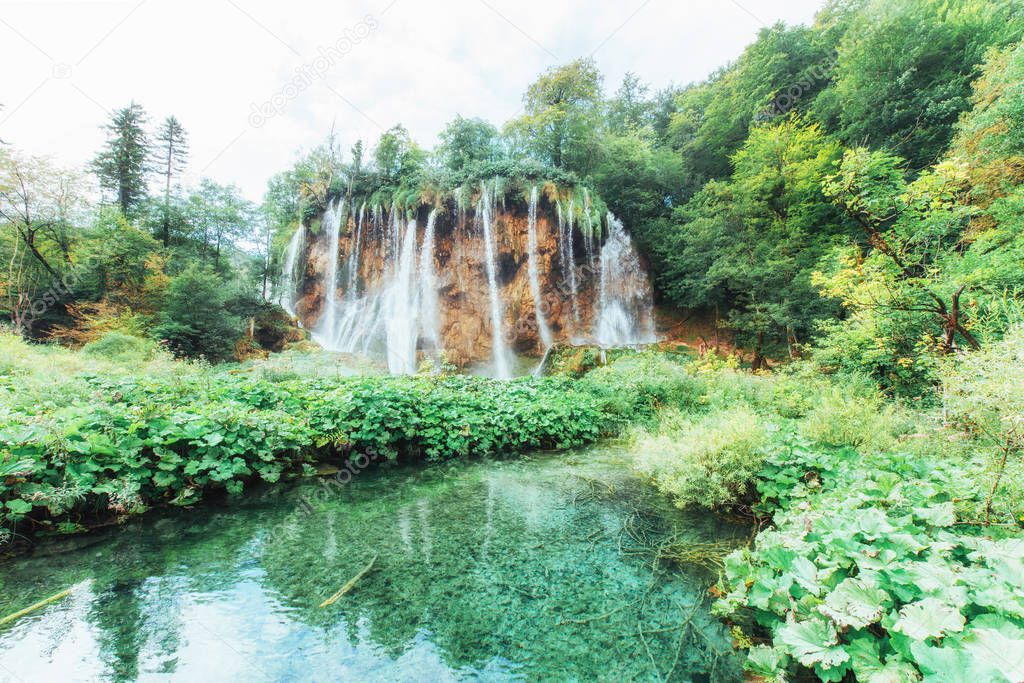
[[0, 371, 614, 537], [715, 437, 1024, 681]]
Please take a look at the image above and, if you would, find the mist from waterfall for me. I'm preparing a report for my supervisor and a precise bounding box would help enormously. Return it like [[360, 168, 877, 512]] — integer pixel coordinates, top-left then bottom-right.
[[594, 213, 657, 347], [279, 225, 305, 317], [527, 186, 553, 348], [479, 183, 512, 379]]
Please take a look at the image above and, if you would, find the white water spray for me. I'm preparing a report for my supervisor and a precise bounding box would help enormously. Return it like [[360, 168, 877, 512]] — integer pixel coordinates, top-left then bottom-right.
[[419, 209, 442, 357], [317, 199, 344, 338], [384, 218, 420, 374]]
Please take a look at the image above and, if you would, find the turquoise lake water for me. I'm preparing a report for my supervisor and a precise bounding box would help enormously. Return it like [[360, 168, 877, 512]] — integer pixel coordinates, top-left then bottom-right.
[[0, 447, 746, 682]]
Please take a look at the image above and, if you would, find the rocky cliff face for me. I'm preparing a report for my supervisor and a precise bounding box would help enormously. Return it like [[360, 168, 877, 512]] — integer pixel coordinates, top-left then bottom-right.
[[281, 186, 654, 373]]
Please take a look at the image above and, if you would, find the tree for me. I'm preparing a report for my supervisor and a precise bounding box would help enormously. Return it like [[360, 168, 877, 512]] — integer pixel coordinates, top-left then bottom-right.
[[185, 179, 255, 268], [607, 73, 653, 135], [92, 103, 152, 214], [667, 23, 835, 195], [816, 0, 1023, 169], [373, 125, 422, 185], [436, 116, 501, 173], [823, 149, 981, 348], [0, 149, 88, 277], [661, 118, 851, 360], [154, 264, 240, 361], [154, 116, 189, 246], [506, 59, 603, 175]]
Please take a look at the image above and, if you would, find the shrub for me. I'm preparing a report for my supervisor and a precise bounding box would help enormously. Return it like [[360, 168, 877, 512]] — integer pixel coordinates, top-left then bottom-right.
[[580, 352, 704, 426], [154, 266, 241, 362], [81, 331, 157, 363], [941, 324, 1024, 523], [635, 406, 770, 509], [798, 379, 907, 452]]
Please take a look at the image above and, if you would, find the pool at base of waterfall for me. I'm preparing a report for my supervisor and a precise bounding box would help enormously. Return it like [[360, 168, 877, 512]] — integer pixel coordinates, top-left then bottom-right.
[[0, 446, 746, 683]]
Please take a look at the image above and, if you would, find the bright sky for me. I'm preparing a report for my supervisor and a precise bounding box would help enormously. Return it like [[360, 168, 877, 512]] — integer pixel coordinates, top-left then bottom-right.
[[0, 0, 824, 202]]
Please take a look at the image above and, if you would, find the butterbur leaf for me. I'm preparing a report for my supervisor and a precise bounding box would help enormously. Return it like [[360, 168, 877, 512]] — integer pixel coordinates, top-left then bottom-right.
[[961, 628, 1024, 681], [851, 508, 896, 539], [892, 598, 965, 640], [5, 499, 32, 515], [819, 577, 891, 629], [909, 640, 975, 682], [913, 503, 955, 527], [790, 556, 825, 596], [745, 644, 790, 681], [777, 617, 850, 669]]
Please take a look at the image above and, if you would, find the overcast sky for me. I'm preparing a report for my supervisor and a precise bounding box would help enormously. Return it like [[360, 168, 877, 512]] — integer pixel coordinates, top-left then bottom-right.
[[0, 0, 824, 201]]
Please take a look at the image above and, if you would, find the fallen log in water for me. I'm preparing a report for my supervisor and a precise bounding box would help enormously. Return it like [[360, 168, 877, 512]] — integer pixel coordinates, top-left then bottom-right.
[[319, 555, 378, 608]]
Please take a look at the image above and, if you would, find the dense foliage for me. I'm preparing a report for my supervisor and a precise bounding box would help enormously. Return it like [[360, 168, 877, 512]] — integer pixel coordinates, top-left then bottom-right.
[[0, 336, 697, 540]]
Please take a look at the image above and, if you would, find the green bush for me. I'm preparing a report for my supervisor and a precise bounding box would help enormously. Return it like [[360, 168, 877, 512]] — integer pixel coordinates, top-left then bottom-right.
[[81, 331, 157, 363], [154, 265, 241, 362], [579, 352, 705, 426], [798, 380, 907, 452], [0, 334, 631, 537], [635, 406, 770, 509]]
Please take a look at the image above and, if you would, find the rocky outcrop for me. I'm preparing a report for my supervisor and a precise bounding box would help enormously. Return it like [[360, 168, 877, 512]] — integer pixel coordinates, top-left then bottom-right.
[[285, 187, 654, 369]]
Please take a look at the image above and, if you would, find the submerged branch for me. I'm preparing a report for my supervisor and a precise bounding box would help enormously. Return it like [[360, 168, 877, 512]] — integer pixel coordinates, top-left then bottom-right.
[[319, 555, 378, 608]]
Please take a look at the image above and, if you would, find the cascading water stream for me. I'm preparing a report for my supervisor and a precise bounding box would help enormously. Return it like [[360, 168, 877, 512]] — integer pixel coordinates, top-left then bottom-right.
[[527, 186, 553, 348], [479, 183, 512, 379], [317, 199, 344, 342], [346, 202, 366, 298], [279, 225, 305, 317], [418, 209, 442, 358], [384, 217, 420, 374], [595, 212, 657, 347], [565, 196, 581, 327]]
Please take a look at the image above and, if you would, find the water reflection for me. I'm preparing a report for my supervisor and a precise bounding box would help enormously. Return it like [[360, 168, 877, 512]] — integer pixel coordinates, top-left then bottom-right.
[[0, 448, 745, 682]]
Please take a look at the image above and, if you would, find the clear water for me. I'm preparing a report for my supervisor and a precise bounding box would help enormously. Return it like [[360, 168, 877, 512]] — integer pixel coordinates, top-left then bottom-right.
[[0, 447, 745, 682]]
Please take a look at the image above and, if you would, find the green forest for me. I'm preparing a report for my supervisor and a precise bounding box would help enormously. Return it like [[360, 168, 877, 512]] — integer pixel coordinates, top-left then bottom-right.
[[3, 0, 1024, 680]]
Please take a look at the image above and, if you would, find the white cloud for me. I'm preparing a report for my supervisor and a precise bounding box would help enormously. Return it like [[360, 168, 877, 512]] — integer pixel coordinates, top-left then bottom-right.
[[0, 0, 824, 202]]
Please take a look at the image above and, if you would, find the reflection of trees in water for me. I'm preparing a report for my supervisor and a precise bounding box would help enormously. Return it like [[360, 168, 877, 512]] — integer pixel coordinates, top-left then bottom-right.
[[0, 503, 264, 680], [257, 460, 745, 681], [1, 456, 745, 681]]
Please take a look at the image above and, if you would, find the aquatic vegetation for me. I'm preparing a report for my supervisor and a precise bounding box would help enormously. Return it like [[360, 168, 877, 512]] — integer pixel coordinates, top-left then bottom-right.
[[0, 449, 746, 681]]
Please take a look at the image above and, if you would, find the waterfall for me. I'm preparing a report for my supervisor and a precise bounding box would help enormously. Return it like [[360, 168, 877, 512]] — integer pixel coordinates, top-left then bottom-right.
[[279, 225, 305, 317], [479, 183, 512, 379], [418, 209, 442, 358], [595, 212, 657, 347], [527, 187, 553, 348], [562, 196, 580, 326], [317, 198, 344, 340], [384, 217, 420, 374], [298, 185, 658, 375], [346, 201, 366, 298], [582, 188, 598, 270]]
